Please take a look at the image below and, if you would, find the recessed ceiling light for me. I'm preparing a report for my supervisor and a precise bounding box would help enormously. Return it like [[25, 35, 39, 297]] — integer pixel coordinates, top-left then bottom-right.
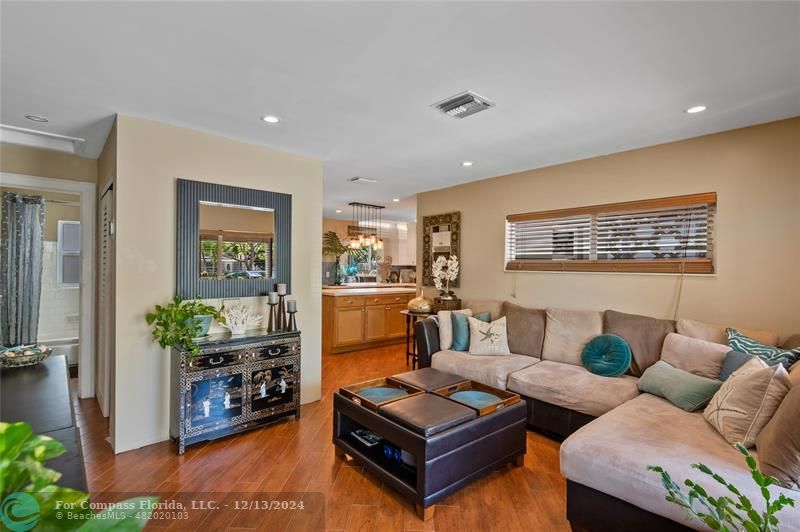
[[25, 114, 48, 123], [392, 198, 400, 202], [260, 115, 280, 123], [335, 209, 343, 213], [685, 105, 707, 114], [461, 161, 473, 167]]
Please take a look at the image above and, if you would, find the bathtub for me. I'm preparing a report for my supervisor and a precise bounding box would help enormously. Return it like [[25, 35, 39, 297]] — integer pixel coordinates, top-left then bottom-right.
[[43, 337, 80, 366]]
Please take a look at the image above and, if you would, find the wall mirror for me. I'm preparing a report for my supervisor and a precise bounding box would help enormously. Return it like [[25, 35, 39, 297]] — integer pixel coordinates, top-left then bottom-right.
[[177, 179, 291, 299]]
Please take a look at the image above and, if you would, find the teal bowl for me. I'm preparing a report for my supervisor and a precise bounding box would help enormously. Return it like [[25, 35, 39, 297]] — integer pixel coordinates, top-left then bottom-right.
[[186, 315, 213, 337]]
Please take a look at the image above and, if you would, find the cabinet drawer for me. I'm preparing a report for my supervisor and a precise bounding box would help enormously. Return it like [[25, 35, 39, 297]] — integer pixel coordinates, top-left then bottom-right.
[[251, 340, 299, 361], [188, 351, 245, 371], [365, 293, 410, 306], [335, 296, 365, 308]]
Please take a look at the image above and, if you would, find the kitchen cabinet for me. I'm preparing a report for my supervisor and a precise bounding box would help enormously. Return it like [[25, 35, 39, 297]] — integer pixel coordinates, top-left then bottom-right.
[[323, 289, 415, 354]]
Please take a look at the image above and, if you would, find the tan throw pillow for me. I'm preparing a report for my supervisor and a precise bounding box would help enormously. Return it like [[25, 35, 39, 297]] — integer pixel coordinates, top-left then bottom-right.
[[542, 308, 603, 366], [756, 385, 800, 489], [704, 359, 791, 448], [437, 309, 472, 350], [468, 316, 511, 356], [677, 318, 779, 346], [660, 333, 729, 380]]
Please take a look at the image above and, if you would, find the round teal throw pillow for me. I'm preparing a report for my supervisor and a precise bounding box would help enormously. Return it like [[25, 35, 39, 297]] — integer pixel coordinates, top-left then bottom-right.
[[581, 334, 632, 377]]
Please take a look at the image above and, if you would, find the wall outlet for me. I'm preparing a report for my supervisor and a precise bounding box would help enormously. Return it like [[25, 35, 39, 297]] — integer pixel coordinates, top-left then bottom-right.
[[325, 271, 330, 278]]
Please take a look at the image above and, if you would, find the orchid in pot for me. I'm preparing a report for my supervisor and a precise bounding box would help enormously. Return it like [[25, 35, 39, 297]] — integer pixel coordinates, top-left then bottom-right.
[[432, 255, 459, 300]]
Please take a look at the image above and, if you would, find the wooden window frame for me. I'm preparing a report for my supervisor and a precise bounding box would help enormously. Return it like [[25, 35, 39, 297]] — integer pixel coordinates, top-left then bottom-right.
[[505, 192, 716, 274]]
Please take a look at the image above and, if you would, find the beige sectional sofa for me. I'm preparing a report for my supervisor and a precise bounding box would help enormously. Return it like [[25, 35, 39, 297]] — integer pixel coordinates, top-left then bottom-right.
[[415, 300, 800, 531]]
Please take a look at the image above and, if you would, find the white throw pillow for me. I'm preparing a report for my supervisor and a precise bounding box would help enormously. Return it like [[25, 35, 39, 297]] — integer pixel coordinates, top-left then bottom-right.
[[437, 309, 472, 350], [542, 308, 603, 366], [677, 318, 779, 346], [660, 333, 729, 380], [468, 316, 511, 356]]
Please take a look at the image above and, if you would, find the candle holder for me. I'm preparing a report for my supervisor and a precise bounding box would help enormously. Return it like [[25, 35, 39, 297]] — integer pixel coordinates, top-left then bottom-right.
[[288, 309, 298, 332], [278, 295, 287, 330], [267, 301, 278, 333]]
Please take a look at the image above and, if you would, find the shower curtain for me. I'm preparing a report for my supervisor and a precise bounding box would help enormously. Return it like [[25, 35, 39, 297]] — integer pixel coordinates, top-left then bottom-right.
[[1, 191, 45, 347]]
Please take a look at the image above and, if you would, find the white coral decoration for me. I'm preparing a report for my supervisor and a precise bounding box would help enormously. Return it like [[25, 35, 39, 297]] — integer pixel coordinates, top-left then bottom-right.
[[221, 305, 263, 335], [432, 255, 459, 295]]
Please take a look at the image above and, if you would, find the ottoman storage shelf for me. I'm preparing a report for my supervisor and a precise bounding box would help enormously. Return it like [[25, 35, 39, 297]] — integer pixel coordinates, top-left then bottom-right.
[[339, 377, 424, 411], [433, 380, 521, 416], [333, 368, 527, 521]]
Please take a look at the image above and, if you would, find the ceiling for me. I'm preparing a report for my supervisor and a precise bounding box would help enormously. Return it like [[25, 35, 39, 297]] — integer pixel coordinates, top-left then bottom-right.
[[2, 2, 798, 222]]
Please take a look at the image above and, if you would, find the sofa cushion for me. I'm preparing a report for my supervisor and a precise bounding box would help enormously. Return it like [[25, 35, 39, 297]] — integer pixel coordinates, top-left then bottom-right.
[[704, 359, 791, 448], [452, 311, 489, 351], [437, 309, 472, 351], [727, 328, 800, 368], [468, 316, 511, 356], [660, 332, 728, 380], [676, 318, 779, 346], [430, 349, 539, 390], [560, 394, 800, 531], [502, 302, 546, 357], [542, 308, 603, 366], [506, 360, 639, 417], [756, 384, 800, 490], [604, 310, 675, 376], [581, 334, 631, 377], [638, 360, 722, 412], [719, 350, 755, 381]]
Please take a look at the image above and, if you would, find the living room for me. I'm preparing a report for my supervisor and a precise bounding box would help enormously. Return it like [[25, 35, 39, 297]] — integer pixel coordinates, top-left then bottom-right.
[[1, 2, 798, 531]]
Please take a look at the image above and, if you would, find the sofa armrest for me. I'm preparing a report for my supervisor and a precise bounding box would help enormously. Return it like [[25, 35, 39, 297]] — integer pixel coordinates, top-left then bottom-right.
[[415, 317, 440, 368]]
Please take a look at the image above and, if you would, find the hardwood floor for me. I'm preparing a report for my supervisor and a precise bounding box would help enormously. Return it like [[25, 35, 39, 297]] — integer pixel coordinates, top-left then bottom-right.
[[72, 345, 570, 531]]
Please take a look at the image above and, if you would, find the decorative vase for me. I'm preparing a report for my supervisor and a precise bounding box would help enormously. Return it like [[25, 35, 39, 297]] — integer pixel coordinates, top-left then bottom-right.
[[185, 315, 213, 337], [407, 296, 433, 313], [433, 297, 461, 312]]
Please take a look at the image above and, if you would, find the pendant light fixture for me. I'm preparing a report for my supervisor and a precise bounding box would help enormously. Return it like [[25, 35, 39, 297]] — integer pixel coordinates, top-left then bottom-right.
[[348, 202, 385, 250]]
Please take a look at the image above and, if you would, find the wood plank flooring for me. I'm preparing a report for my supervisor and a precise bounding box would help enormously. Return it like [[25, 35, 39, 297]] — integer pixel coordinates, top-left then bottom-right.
[[72, 345, 570, 531]]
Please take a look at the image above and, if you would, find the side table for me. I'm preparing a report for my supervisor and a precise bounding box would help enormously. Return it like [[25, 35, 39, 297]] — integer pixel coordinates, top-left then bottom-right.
[[399, 310, 434, 369]]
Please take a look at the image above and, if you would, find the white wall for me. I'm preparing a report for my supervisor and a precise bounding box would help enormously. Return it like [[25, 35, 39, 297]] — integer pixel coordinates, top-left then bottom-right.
[[417, 118, 800, 340], [112, 115, 323, 452], [37, 241, 80, 342]]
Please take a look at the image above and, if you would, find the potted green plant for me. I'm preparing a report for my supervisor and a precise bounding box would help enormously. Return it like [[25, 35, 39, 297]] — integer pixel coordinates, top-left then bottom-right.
[[322, 231, 369, 285], [1, 421, 156, 530], [145, 295, 225, 358], [648, 443, 795, 531]]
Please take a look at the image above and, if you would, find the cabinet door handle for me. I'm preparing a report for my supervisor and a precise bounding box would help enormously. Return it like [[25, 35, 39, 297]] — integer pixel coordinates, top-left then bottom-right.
[[268, 348, 281, 356], [209, 356, 224, 366], [394, 297, 401, 301]]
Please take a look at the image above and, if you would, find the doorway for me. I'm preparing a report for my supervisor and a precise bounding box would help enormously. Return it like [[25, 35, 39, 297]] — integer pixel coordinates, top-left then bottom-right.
[[0, 172, 96, 399]]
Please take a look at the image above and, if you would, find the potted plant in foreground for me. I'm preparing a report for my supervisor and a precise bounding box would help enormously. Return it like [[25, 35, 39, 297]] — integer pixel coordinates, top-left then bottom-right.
[[145, 296, 225, 358], [648, 443, 794, 531]]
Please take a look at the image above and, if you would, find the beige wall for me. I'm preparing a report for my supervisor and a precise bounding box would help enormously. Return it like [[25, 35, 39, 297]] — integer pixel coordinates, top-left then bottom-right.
[[0, 143, 97, 182], [112, 115, 323, 452], [417, 118, 800, 339]]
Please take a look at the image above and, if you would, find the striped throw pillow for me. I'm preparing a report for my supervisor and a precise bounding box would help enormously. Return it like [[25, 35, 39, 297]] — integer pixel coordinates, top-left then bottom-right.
[[727, 328, 800, 368]]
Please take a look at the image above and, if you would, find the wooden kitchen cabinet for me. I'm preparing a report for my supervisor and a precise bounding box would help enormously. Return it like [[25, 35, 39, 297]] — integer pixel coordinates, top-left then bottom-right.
[[385, 303, 407, 338], [334, 307, 365, 346], [365, 305, 387, 341], [323, 291, 414, 354]]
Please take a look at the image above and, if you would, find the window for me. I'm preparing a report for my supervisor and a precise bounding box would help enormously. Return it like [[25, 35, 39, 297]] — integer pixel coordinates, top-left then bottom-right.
[[505, 192, 716, 274], [199, 230, 274, 279], [58, 220, 81, 287]]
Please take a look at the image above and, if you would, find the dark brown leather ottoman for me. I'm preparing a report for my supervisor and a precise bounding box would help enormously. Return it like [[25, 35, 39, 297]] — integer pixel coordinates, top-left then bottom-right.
[[391, 367, 467, 392], [333, 369, 527, 521]]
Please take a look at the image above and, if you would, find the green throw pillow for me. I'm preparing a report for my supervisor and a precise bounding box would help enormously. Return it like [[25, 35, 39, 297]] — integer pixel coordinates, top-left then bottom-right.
[[581, 334, 632, 377], [727, 328, 800, 368], [452, 311, 490, 351], [638, 360, 722, 412]]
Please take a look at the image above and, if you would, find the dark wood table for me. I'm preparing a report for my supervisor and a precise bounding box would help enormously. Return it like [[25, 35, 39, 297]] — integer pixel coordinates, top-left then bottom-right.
[[1, 354, 88, 491], [399, 310, 434, 369]]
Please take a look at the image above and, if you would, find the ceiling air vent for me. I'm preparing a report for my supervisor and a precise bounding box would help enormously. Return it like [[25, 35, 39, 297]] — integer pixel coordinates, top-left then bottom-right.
[[347, 176, 378, 184], [431, 90, 495, 119]]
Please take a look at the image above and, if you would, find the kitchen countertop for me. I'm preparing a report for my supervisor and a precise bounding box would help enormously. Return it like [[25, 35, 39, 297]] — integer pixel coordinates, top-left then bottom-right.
[[322, 286, 417, 297], [322, 282, 416, 289]]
